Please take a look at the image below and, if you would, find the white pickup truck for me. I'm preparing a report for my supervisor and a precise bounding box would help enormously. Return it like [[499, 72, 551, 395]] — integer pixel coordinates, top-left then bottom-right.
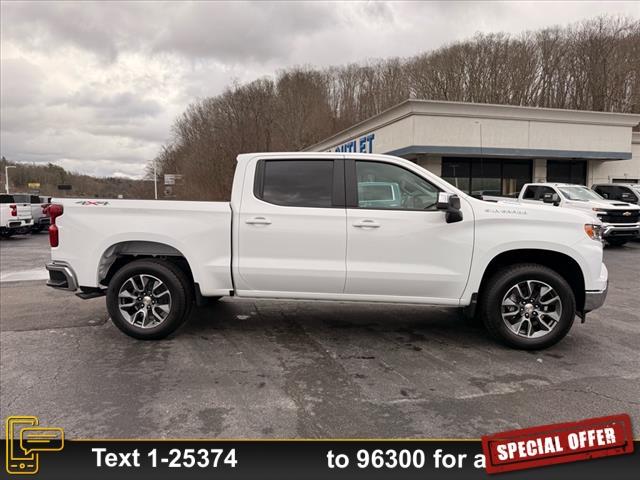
[[0, 193, 34, 237], [46, 153, 609, 349], [517, 183, 640, 246], [11, 194, 51, 233]]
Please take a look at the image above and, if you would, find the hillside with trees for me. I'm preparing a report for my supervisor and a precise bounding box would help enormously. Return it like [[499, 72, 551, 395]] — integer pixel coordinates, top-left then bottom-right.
[[0, 157, 154, 199], [151, 15, 640, 201]]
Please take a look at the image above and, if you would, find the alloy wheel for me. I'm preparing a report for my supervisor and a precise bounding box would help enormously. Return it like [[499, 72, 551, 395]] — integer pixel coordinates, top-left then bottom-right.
[[501, 280, 562, 338], [118, 274, 172, 328]]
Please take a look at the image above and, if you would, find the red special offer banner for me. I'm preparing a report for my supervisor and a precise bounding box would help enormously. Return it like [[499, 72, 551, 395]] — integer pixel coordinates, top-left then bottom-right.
[[482, 414, 634, 474]]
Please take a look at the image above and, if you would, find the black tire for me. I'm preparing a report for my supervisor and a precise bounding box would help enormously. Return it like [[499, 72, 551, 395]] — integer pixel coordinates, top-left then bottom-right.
[[606, 238, 627, 247], [480, 264, 576, 350], [106, 259, 192, 340]]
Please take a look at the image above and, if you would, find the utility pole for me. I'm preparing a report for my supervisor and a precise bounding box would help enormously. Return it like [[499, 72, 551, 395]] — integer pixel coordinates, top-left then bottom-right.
[[5, 165, 16, 194], [153, 160, 158, 200]]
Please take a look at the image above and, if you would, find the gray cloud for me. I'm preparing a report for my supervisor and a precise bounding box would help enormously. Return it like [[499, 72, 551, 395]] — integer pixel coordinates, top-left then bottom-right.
[[60, 90, 164, 119], [1, 58, 44, 107], [1, 1, 639, 178], [1, 1, 341, 64]]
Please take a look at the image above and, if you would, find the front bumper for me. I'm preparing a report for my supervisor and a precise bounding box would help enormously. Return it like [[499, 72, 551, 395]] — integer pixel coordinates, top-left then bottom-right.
[[46, 262, 78, 291], [602, 222, 640, 239], [584, 282, 608, 313]]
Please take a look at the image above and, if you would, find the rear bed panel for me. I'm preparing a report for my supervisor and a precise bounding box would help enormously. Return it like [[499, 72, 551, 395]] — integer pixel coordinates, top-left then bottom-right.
[[50, 199, 233, 295]]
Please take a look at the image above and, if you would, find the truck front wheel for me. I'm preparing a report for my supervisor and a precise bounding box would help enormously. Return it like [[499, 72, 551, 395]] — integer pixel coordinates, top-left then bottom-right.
[[480, 264, 576, 350], [106, 259, 192, 340]]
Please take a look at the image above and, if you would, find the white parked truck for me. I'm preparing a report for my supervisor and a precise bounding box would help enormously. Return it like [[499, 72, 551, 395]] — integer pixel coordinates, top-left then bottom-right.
[[0, 194, 34, 237], [46, 153, 609, 349], [11, 194, 51, 233], [517, 183, 640, 246]]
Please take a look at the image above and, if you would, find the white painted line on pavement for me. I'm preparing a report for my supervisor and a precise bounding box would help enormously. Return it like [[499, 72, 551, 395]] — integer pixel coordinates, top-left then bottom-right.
[[0, 268, 49, 283]]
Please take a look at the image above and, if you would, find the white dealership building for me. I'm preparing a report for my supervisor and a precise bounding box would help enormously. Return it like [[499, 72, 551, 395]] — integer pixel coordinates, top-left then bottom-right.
[[305, 100, 640, 197]]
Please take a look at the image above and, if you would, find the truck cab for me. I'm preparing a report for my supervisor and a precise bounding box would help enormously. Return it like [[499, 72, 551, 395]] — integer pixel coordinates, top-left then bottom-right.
[[519, 183, 640, 246], [592, 183, 640, 205]]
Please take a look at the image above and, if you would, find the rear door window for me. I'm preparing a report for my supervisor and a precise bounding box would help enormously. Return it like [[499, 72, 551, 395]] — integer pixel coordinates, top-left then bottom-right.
[[522, 186, 538, 199], [257, 160, 336, 208], [618, 187, 638, 203]]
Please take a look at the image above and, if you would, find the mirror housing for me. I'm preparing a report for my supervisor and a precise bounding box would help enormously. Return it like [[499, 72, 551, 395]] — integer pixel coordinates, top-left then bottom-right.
[[437, 192, 463, 223], [542, 192, 560, 206]]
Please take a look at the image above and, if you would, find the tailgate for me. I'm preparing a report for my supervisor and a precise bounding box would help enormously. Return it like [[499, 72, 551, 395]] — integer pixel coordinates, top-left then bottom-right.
[[16, 203, 32, 219]]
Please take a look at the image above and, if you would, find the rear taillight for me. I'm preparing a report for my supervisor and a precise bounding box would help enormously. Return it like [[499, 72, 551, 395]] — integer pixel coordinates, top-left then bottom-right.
[[10, 204, 17, 216], [49, 225, 59, 247], [48, 204, 63, 247]]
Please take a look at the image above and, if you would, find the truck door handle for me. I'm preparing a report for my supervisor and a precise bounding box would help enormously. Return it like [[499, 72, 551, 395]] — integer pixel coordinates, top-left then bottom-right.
[[353, 219, 380, 228], [245, 216, 272, 225]]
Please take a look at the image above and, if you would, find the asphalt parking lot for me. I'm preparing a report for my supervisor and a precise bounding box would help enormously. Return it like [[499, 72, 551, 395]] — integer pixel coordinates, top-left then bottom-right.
[[1, 233, 639, 439]]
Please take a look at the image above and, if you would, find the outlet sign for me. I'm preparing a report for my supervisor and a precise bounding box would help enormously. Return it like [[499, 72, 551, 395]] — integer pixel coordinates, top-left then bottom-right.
[[333, 133, 375, 153]]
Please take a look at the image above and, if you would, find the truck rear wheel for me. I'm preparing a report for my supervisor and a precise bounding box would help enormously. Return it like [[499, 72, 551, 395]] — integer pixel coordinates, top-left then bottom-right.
[[106, 259, 192, 340], [480, 264, 575, 350]]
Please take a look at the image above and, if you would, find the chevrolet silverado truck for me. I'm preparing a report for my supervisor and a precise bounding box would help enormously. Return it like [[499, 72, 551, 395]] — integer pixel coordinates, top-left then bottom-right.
[[12, 193, 51, 232], [46, 153, 609, 349], [518, 183, 640, 246], [0, 194, 34, 237]]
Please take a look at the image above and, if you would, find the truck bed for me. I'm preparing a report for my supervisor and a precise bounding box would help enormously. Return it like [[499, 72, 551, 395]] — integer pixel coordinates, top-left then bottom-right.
[[50, 199, 233, 296]]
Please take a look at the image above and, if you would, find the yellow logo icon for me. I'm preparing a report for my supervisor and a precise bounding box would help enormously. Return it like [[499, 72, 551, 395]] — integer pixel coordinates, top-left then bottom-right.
[[6, 416, 64, 475]]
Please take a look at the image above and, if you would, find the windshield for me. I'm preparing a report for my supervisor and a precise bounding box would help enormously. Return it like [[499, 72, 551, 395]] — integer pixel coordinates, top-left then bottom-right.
[[557, 186, 604, 201]]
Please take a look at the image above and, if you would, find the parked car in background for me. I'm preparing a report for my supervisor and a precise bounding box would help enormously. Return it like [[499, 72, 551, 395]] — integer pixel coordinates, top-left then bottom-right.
[[519, 183, 640, 246], [12, 194, 52, 232], [592, 183, 640, 205], [46, 152, 609, 350], [0, 194, 34, 238], [32, 195, 51, 232]]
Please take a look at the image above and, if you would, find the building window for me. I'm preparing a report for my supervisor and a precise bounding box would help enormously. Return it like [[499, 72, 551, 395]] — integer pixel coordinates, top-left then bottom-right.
[[441, 159, 470, 193], [502, 161, 532, 197], [441, 158, 531, 197], [547, 160, 587, 185], [471, 160, 501, 196]]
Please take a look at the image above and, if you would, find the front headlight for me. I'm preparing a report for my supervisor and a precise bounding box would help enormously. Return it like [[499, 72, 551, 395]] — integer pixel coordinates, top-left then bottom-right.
[[584, 224, 603, 241]]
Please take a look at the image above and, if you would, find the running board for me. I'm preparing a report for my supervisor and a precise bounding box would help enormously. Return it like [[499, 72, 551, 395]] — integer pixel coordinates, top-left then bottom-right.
[[75, 288, 106, 300]]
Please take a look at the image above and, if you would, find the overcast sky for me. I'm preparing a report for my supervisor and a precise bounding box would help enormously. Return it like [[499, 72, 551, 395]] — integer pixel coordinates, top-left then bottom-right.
[[1, 1, 639, 178]]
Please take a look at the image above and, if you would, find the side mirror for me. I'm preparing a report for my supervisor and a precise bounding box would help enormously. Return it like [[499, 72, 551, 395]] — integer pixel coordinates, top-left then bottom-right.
[[437, 192, 463, 223], [542, 193, 560, 205]]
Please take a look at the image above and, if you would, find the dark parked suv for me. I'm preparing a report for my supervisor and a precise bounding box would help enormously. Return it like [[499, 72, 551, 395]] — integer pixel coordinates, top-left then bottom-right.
[[592, 183, 640, 205]]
